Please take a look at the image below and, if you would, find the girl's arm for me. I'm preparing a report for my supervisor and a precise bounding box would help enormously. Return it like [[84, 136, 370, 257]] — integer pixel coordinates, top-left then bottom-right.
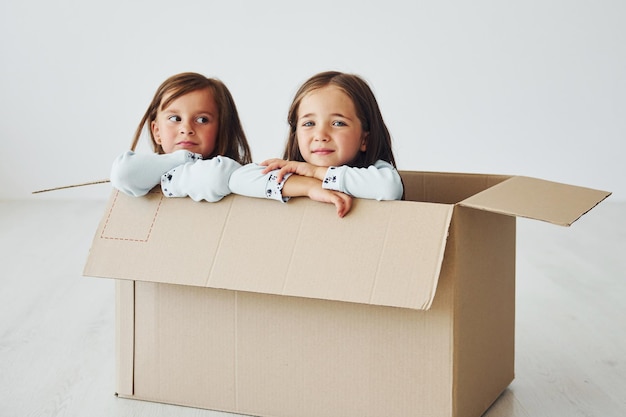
[[229, 163, 293, 202], [110, 150, 201, 197], [261, 159, 403, 201], [229, 163, 352, 217], [321, 160, 403, 201], [160, 156, 241, 202], [282, 175, 352, 218]]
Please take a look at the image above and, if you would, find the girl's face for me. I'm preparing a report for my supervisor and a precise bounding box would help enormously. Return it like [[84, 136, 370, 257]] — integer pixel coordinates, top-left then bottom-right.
[[151, 88, 219, 159], [296, 85, 367, 167]]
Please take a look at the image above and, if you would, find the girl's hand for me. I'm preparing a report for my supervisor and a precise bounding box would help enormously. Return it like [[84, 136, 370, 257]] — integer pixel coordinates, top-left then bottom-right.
[[261, 159, 325, 183], [281, 175, 353, 218], [307, 187, 353, 218]]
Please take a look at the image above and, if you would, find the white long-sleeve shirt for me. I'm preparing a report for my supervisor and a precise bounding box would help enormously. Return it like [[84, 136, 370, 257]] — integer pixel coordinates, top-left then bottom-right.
[[229, 160, 403, 202], [110, 150, 241, 202]]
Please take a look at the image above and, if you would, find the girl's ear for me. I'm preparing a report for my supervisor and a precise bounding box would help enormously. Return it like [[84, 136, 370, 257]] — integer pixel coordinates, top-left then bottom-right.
[[151, 121, 161, 144], [360, 132, 368, 152]]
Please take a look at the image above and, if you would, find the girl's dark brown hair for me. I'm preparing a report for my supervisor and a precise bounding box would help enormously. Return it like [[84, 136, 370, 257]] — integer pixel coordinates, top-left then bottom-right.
[[283, 71, 396, 168], [130, 72, 252, 164]]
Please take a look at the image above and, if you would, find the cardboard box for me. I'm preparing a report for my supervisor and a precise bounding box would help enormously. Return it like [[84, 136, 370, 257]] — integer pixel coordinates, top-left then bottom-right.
[[83, 171, 610, 417]]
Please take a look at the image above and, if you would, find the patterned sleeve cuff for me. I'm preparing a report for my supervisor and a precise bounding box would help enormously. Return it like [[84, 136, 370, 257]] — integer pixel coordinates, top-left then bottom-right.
[[322, 166, 342, 191], [265, 172, 292, 202], [161, 166, 184, 198], [160, 154, 201, 197], [185, 151, 202, 162]]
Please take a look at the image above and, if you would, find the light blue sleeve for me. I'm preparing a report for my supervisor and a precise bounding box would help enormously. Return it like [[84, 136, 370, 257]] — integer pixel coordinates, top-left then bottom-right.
[[229, 163, 292, 202], [160, 156, 241, 202], [110, 150, 201, 197], [321, 160, 404, 200]]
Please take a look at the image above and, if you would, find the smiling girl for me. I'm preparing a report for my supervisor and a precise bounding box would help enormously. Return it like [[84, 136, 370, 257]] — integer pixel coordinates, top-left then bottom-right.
[[110, 72, 251, 202], [229, 71, 403, 217]]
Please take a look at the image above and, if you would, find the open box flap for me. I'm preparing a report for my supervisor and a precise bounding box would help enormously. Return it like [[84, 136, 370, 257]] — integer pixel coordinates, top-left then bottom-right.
[[84, 190, 453, 311], [459, 176, 611, 226]]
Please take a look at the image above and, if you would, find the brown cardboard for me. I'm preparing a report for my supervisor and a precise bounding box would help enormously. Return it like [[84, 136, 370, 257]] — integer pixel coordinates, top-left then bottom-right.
[[84, 170, 611, 417], [86, 188, 454, 310]]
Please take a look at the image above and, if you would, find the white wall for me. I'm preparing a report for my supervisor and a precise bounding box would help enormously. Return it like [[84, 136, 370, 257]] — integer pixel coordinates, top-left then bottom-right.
[[2, 0, 624, 200]]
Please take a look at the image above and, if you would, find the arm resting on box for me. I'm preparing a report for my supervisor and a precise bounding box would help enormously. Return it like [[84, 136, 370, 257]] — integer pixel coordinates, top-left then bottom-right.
[[161, 156, 241, 202], [322, 160, 404, 201], [110, 150, 200, 197], [229, 163, 293, 202]]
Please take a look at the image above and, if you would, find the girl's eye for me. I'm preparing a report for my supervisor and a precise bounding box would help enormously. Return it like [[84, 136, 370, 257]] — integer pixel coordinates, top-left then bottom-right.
[[332, 120, 347, 127], [168, 115, 181, 122], [302, 121, 314, 127], [196, 116, 210, 124]]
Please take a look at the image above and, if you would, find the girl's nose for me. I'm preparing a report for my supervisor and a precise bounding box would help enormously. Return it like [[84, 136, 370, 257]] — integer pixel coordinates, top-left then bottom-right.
[[180, 122, 194, 135], [314, 127, 329, 141]]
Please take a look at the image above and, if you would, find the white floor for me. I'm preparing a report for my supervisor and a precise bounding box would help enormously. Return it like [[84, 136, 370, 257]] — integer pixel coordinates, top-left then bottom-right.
[[1, 198, 624, 417]]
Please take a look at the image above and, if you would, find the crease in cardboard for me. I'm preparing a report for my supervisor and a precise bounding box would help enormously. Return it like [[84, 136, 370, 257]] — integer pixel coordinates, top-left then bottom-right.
[[132, 281, 136, 396], [101, 190, 121, 240], [412, 205, 452, 310], [205, 196, 235, 288], [114, 279, 136, 397], [233, 291, 239, 412], [482, 176, 491, 199], [368, 209, 392, 304], [421, 172, 428, 202], [102, 189, 164, 242], [424, 206, 454, 310], [281, 203, 308, 296], [145, 192, 164, 243]]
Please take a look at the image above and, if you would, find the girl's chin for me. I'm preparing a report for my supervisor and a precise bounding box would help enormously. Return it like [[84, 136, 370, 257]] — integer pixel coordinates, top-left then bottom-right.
[[307, 156, 344, 167], [174, 145, 205, 156], [176, 144, 199, 151]]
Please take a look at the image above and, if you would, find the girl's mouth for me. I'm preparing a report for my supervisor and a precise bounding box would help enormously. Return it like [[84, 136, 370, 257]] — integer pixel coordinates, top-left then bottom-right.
[[312, 149, 334, 155]]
